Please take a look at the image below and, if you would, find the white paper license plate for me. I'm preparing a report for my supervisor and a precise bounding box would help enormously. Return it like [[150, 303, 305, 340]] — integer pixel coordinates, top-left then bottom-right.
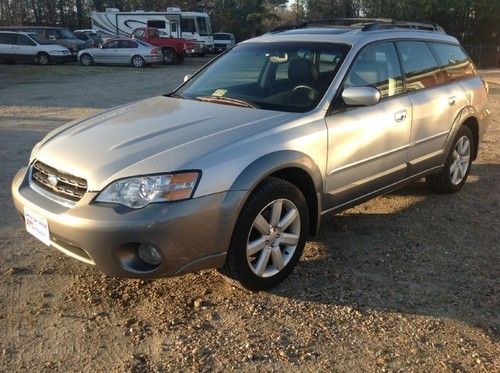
[[24, 208, 50, 246]]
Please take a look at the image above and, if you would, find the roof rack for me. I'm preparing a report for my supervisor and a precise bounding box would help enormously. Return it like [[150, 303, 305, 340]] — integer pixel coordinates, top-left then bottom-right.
[[268, 18, 445, 34], [361, 20, 445, 33]]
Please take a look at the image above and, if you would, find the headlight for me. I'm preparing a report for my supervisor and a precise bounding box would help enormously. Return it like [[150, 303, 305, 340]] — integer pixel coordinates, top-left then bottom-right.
[[49, 50, 64, 55], [95, 172, 200, 209]]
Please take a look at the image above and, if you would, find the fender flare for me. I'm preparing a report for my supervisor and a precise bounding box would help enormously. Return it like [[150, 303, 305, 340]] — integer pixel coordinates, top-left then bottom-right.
[[444, 105, 480, 159], [221, 150, 324, 236]]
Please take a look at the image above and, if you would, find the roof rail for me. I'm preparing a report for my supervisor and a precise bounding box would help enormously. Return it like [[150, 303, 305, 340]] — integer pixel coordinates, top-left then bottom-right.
[[268, 18, 445, 34], [361, 20, 445, 33]]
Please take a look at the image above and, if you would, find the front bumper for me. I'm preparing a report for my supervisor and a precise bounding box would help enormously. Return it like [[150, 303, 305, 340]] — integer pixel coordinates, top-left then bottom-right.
[[51, 54, 75, 63], [12, 166, 245, 278]]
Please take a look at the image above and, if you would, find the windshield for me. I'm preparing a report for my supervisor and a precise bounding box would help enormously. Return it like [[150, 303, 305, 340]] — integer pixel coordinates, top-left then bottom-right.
[[28, 33, 51, 45], [176, 42, 349, 113], [197, 16, 211, 36]]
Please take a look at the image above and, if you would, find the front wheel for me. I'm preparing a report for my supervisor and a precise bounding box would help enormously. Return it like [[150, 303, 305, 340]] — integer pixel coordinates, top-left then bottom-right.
[[37, 52, 50, 65], [426, 125, 474, 193], [80, 53, 94, 66], [220, 177, 309, 291], [131, 55, 145, 68]]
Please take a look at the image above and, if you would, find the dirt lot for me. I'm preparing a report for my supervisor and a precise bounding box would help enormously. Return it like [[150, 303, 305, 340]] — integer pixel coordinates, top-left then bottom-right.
[[0, 61, 498, 372]]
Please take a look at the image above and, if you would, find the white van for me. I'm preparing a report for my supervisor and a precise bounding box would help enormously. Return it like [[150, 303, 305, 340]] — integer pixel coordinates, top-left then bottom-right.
[[0, 31, 72, 65]]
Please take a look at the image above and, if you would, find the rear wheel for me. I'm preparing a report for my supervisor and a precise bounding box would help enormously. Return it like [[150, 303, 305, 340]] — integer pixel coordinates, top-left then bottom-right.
[[426, 125, 474, 193], [162, 49, 177, 65], [80, 53, 94, 66], [37, 52, 50, 65], [131, 55, 145, 68], [220, 177, 309, 291]]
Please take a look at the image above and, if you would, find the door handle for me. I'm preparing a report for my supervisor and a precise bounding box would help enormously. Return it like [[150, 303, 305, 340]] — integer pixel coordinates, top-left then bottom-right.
[[394, 110, 407, 123], [448, 96, 456, 106]]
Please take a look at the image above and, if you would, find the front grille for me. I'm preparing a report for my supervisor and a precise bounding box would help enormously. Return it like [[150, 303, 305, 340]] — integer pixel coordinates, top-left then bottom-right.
[[214, 43, 227, 49], [31, 161, 87, 202]]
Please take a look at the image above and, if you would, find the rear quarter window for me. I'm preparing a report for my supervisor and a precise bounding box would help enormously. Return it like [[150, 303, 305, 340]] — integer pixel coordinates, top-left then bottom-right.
[[428, 43, 476, 81], [0, 33, 16, 45], [397, 41, 446, 92]]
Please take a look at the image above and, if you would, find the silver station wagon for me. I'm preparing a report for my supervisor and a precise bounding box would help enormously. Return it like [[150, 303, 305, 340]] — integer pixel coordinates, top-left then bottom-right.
[[12, 20, 490, 290]]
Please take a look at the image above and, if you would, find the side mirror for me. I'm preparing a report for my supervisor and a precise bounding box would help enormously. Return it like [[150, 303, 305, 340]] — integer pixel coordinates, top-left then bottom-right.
[[342, 86, 381, 106], [183, 74, 192, 82]]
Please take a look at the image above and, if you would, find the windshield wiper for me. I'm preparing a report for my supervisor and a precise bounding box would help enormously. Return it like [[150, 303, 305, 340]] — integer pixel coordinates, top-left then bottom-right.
[[195, 95, 258, 109]]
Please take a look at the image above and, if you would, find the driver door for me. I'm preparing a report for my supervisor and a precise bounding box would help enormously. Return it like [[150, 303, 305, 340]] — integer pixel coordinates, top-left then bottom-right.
[[324, 42, 412, 209]]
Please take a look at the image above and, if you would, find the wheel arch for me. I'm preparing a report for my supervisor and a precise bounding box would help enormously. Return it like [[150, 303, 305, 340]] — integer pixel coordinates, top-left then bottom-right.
[[447, 106, 480, 161], [227, 151, 323, 236]]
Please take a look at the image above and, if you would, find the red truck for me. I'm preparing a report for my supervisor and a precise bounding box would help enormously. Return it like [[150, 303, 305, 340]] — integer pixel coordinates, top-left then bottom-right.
[[131, 27, 195, 65]]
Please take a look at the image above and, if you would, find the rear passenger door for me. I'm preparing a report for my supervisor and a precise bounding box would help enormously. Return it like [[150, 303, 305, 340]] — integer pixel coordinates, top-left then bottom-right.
[[117, 40, 138, 64], [396, 41, 467, 173], [325, 42, 412, 208]]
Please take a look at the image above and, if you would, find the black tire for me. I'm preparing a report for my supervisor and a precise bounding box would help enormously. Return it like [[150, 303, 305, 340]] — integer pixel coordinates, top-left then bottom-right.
[[80, 53, 94, 66], [131, 55, 145, 68], [220, 177, 309, 291], [426, 125, 475, 193], [162, 49, 177, 65], [37, 52, 50, 65]]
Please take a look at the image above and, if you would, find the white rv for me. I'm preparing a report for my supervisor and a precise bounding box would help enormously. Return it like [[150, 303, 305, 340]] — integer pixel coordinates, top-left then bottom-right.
[[91, 7, 213, 54]]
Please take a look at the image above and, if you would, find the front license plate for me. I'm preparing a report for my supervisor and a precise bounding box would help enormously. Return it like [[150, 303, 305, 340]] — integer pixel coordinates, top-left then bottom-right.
[[24, 208, 50, 246]]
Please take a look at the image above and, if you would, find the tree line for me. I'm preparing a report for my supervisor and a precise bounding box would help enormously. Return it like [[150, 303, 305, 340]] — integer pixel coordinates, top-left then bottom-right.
[[0, 0, 498, 44]]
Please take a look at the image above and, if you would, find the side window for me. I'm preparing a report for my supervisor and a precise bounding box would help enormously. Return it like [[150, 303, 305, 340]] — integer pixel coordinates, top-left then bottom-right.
[[120, 40, 137, 48], [102, 40, 119, 49], [181, 18, 196, 33], [16, 34, 36, 46], [0, 33, 16, 45], [147, 20, 166, 29], [133, 29, 144, 38], [397, 41, 445, 91], [344, 42, 403, 99], [428, 43, 476, 81]]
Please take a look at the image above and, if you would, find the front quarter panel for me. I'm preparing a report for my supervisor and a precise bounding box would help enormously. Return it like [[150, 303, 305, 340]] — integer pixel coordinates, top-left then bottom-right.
[[187, 114, 328, 199]]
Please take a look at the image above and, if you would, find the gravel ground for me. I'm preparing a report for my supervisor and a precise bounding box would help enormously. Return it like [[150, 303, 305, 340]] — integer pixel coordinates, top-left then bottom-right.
[[0, 61, 498, 372]]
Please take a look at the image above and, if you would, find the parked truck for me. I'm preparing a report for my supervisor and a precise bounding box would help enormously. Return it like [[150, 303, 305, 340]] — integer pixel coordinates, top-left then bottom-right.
[[131, 27, 195, 64]]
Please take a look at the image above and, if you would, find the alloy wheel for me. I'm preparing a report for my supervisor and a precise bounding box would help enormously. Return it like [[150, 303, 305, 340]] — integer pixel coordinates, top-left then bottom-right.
[[132, 56, 144, 68], [246, 198, 301, 278], [450, 135, 471, 185]]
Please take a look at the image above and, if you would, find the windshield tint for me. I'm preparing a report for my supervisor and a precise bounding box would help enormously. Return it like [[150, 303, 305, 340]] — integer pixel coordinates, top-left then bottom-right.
[[177, 42, 349, 113]]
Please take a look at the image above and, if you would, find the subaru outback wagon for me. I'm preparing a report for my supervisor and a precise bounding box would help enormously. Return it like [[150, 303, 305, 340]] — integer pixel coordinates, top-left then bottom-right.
[[12, 20, 490, 290]]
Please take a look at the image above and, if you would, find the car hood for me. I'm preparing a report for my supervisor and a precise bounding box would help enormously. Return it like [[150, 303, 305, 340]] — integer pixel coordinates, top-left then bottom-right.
[[33, 96, 299, 191]]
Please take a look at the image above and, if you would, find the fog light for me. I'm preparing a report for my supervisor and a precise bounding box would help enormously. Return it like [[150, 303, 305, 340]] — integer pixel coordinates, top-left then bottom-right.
[[137, 244, 162, 266]]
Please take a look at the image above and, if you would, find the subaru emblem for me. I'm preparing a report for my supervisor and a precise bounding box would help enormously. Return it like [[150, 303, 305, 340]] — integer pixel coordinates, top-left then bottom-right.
[[47, 174, 58, 187]]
